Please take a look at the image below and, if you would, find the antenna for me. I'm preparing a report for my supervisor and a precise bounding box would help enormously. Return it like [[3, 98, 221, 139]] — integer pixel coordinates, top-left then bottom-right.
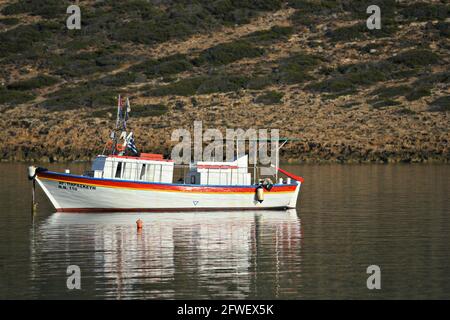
[[111, 94, 125, 155]]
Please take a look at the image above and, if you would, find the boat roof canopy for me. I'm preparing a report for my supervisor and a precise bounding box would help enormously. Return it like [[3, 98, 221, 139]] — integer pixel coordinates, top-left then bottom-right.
[[97, 153, 173, 162]]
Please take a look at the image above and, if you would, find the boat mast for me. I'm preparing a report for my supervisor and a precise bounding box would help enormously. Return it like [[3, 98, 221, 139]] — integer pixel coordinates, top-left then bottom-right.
[[110, 94, 131, 155], [111, 94, 122, 155]]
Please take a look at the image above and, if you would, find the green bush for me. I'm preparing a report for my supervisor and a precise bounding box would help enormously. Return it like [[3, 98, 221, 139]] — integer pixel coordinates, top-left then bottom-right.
[[7, 75, 59, 91], [132, 54, 193, 77], [95, 53, 128, 67], [244, 26, 293, 43], [246, 75, 273, 90], [396, 107, 416, 115], [428, 96, 450, 112], [89, 9, 166, 45], [342, 0, 397, 18], [288, 0, 342, 14], [360, 42, 384, 54], [369, 98, 401, 109], [389, 49, 439, 68], [0, 88, 35, 105], [87, 102, 168, 118], [197, 74, 248, 94], [371, 85, 410, 98], [406, 86, 431, 101], [0, 24, 52, 56], [413, 71, 450, 87], [0, 18, 19, 26], [289, 0, 345, 28], [112, 20, 191, 45], [65, 38, 97, 51], [203, 0, 282, 14], [435, 22, 450, 37], [148, 73, 250, 96], [307, 49, 441, 97], [290, 10, 319, 27], [341, 102, 360, 108], [280, 52, 320, 68], [42, 86, 118, 110], [370, 84, 433, 102], [327, 24, 365, 42], [275, 52, 320, 84], [306, 78, 356, 95], [51, 50, 128, 78], [399, 2, 449, 21], [151, 59, 192, 76], [242, 0, 283, 11], [1, 0, 68, 18], [147, 77, 207, 97], [349, 66, 392, 84], [107, 0, 159, 18], [95, 72, 138, 87], [194, 40, 264, 66], [88, 109, 114, 119], [339, 62, 390, 84], [131, 104, 168, 117], [255, 91, 284, 104], [327, 22, 397, 42]]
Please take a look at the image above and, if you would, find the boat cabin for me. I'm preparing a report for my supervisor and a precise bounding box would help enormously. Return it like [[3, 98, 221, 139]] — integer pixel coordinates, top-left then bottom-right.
[[89, 153, 252, 186], [187, 155, 251, 185], [91, 153, 174, 183]]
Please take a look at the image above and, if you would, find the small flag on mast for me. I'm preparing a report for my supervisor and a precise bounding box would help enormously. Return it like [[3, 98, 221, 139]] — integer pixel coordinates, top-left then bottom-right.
[[126, 97, 131, 113]]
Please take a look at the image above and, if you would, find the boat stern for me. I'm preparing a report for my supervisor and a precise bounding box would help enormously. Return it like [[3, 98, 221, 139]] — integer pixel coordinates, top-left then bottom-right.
[[276, 167, 304, 209]]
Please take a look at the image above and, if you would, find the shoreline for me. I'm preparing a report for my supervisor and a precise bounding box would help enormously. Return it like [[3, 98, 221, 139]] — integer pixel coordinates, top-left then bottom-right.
[[1, 155, 448, 164]]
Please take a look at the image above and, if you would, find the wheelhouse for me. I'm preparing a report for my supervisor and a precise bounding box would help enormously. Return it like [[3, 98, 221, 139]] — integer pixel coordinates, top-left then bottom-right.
[[90, 153, 174, 183]]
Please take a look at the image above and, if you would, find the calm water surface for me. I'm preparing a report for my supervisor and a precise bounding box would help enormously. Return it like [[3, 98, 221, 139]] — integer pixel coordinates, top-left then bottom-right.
[[0, 163, 449, 299]]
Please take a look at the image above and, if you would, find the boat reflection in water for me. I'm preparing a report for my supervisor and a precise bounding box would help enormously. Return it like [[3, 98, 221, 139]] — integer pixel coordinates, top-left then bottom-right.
[[30, 210, 302, 299]]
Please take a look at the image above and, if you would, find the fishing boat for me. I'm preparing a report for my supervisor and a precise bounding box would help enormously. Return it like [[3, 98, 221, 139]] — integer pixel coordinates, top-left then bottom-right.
[[28, 96, 303, 213]]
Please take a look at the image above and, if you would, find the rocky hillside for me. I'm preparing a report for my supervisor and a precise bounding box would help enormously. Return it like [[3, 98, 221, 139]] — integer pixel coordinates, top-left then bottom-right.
[[0, 0, 449, 163]]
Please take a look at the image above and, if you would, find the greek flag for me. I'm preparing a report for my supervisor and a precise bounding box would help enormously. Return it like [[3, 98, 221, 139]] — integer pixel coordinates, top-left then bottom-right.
[[127, 136, 139, 156]]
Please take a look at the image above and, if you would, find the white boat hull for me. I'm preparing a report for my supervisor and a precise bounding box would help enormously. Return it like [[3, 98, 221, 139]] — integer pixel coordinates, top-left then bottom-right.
[[36, 171, 301, 212]]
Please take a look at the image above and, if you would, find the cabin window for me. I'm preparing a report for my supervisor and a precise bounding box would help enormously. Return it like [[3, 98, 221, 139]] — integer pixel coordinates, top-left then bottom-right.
[[122, 162, 127, 178], [115, 162, 122, 178], [191, 175, 196, 184], [146, 164, 154, 182], [140, 164, 146, 180], [91, 157, 106, 171]]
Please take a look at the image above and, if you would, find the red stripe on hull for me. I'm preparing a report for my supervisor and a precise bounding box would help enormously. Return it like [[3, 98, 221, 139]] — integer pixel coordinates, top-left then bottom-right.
[[38, 172, 298, 193], [56, 207, 290, 213]]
